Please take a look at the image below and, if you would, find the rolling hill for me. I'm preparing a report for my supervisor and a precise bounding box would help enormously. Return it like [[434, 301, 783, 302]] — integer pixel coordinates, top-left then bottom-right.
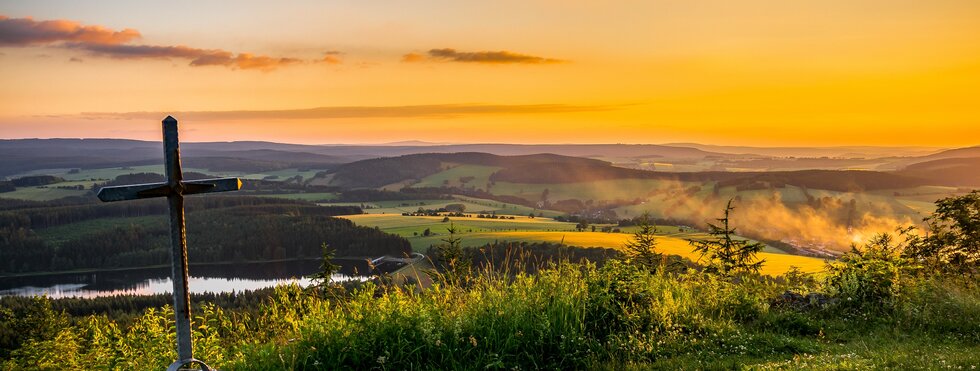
[[322, 152, 932, 192], [897, 157, 980, 187]]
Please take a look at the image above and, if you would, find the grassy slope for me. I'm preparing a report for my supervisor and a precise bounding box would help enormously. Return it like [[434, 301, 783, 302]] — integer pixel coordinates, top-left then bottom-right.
[[414, 164, 501, 189]]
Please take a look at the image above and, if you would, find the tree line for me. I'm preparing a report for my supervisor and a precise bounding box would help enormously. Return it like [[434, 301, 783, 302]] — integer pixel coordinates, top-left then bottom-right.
[[0, 198, 407, 274]]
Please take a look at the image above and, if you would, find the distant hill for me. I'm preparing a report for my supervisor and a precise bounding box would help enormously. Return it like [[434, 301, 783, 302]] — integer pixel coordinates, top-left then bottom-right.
[[908, 146, 980, 163], [325, 152, 931, 192], [4, 139, 976, 186], [327, 153, 615, 188], [897, 157, 980, 187], [0, 139, 347, 177], [874, 145, 980, 172], [666, 143, 946, 158]]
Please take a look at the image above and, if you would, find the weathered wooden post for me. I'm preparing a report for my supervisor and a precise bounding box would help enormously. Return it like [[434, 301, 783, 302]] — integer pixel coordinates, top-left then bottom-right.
[[97, 116, 242, 370]]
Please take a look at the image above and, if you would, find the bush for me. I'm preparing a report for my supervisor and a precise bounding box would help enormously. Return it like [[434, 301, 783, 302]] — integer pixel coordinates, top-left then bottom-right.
[[824, 233, 919, 313]]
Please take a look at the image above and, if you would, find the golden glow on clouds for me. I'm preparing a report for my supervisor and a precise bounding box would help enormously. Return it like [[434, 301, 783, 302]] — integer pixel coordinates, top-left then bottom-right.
[[0, 1, 978, 146]]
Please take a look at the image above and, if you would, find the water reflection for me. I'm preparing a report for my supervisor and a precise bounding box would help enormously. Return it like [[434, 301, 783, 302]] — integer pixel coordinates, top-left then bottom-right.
[[0, 259, 371, 299]]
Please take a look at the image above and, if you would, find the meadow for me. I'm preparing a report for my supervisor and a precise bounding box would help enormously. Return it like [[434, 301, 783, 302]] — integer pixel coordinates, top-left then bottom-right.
[[340, 214, 825, 276]]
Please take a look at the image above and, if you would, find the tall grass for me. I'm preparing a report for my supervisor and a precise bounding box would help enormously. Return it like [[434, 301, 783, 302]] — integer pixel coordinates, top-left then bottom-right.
[[3, 259, 979, 370]]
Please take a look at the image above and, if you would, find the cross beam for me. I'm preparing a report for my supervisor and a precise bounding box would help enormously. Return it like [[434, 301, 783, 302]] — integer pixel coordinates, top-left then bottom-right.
[[97, 116, 241, 370]]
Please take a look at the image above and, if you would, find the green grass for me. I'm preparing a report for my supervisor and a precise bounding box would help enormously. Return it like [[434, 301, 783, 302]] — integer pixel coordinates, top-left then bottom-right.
[[6, 263, 976, 369]]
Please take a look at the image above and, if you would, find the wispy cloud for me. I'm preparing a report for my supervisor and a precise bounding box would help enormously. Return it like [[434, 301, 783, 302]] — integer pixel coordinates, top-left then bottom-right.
[[403, 48, 566, 64], [0, 15, 301, 71], [72, 103, 615, 121]]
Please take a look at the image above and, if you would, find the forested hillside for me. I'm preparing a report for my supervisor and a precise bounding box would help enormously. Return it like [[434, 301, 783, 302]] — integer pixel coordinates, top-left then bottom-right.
[[0, 196, 406, 274]]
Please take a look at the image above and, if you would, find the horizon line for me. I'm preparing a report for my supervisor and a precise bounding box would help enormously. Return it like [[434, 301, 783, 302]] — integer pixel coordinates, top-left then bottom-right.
[[0, 136, 962, 150]]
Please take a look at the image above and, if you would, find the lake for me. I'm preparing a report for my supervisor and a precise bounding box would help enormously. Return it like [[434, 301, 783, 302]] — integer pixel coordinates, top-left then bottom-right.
[[0, 259, 372, 299]]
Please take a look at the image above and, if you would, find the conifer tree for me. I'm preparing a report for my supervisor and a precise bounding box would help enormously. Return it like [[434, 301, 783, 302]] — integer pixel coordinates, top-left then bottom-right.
[[309, 243, 340, 287], [434, 223, 470, 285], [623, 213, 663, 271], [688, 199, 766, 275]]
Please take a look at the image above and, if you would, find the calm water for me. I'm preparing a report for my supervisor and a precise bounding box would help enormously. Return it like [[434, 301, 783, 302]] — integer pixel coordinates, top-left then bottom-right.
[[0, 259, 371, 299]]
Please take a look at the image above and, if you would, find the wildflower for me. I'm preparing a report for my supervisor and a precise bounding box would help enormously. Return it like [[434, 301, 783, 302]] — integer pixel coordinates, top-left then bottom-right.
[[470, 335, 478, 347], [435, 339, 442, 346], [377, 356, 386, 364]]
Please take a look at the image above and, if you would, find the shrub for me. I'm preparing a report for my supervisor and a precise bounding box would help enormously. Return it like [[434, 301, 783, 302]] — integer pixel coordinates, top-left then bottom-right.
[[824, 233, 919, 313]]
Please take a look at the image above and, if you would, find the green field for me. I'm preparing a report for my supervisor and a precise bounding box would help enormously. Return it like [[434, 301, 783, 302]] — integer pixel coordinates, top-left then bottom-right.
[[488, 178, 684, 202], [451, 195, 564, 217], [414, 164, 501, 189], [341, 213, 575, 235], [263, 192, 339, 202], [340, 214, 816, 275], [242, 168, 323, 182], [319, 196, 561, 217], [0, 186, 89, 201]]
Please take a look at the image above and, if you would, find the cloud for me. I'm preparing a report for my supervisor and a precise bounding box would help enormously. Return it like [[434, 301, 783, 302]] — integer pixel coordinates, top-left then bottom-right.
[[401, 52, 425, 63], [68, 57, 83, 63], [419, 48, 565, 64], [72, 103, 617, 121], [319, 50, 342, 64], [0, 15, 140, 46], [0, 15, 299, 71]]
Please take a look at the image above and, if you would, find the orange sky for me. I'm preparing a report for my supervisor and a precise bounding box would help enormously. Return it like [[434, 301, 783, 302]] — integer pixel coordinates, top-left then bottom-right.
[[1, 1, 978, 146]]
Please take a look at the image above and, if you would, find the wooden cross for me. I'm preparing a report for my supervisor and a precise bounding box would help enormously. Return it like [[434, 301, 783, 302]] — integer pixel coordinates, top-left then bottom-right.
[[97, 116, 241, 370]]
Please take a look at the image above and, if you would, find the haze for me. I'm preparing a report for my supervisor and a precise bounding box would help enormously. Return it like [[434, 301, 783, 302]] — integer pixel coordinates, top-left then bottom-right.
[[1, 1, 979, 146]]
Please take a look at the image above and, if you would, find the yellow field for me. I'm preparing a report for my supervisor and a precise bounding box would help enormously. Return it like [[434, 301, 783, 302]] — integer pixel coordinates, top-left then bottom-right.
[[475, 231, 828, 276]]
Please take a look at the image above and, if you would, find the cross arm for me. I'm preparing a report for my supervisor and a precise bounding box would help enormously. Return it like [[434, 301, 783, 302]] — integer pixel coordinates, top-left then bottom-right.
[[97, 177, 243, 202], [182, 177, 243, 196]]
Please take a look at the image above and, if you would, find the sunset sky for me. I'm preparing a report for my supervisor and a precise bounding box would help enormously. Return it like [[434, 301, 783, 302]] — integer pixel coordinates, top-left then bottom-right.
[[1, 1, 978, 146]]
